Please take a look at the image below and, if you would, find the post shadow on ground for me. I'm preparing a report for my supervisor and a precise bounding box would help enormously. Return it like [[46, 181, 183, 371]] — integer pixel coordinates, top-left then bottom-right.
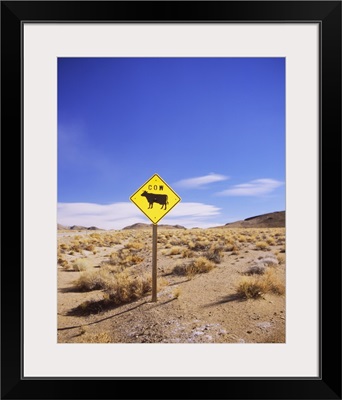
[[58, 286, 90, 293], [202, 293, 246, 308], [65, 296, 149, 317], [167, 279, 191, 286], [58, 300, 148, 331]]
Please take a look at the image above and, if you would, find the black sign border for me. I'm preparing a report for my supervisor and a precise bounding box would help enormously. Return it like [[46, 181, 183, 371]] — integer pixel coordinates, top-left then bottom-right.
[[130, 173, 181, 225]]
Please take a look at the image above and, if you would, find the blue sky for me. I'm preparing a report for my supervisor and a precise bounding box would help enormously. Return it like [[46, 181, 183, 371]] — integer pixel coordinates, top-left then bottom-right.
[[58, 57, 285, 229]]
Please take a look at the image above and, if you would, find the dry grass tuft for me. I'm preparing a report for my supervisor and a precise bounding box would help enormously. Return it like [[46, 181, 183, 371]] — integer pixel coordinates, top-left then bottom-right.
[[123, 254, 144, 266], [124, 241, 144, 251], [260, 256, 279, 267], [244, 264, 266, 275], [204, 246, 223, 264], [266, 237, 276, 246], [276, 253, 286, 264], [172, 287, 181, 299], [236, 269, 285, 299], [167, 246, 183, 256], [181, 248, 194, 258], [72, 258, 92, 272], [225, 242, 240, 252], [255, 241, 269, 250], [238, 235, 247, 243], [108, 249, 144, 267], [172, 262, 189, 276], [104, 271, 152, 304], [172, 257, 215, 277], [73, 268, 113, 291], [188, 239, 211, 251]]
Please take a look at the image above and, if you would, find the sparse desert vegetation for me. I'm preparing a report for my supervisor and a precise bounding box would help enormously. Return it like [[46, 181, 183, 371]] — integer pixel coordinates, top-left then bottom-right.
[[237, 268, 285, 299], [58, 225, 286, 344]]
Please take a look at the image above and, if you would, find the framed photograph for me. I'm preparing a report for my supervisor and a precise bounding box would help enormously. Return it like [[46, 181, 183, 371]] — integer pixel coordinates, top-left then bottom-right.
[[1, 1, 341, 398]]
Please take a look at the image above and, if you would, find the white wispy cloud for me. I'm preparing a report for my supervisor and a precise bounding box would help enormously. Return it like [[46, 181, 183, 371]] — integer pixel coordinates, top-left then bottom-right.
[[58, 202, 222, 230], [174, 173, 229, 189], [216, 179, 284, 197]]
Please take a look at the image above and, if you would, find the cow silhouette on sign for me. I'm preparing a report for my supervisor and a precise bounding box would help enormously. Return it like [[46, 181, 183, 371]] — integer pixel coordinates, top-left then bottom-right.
[[141, 191, 168, 210]]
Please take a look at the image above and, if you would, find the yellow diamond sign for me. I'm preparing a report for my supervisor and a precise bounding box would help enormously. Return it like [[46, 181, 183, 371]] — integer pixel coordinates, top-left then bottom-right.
[[130, 174, 181, 224]]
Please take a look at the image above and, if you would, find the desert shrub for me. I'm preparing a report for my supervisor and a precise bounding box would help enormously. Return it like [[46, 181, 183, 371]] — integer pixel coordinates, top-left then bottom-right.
[[169, 237, 182, 246], [157, 235, 168, 245], [108, 249, 144, 267], [204, 246, 223, 264], [85, 243, 95, 251], [70, 243, 82, 253], [255, 241, 269, 250], [89, 233, 101, 239], [189, 257, 215, 275], [260, 256, 279, 267], [238, 235, 247, 243], [104, 271, 152, 304], [102, 263, 126, 274], [72, 258, 91, 272], [246, 234, 257, 243], [225, 242, 240, 252], [276, 253, 286, 264], [59, 243, 68, 253], [58, 257, 66, 265], [236, 277, 265, 298], [172, 262, 189, 276], [172, 257, 215, 277], [266, 237, 276, 246], [58, 257, 70, 270], [107, 254, 119, 266], [124, 254, 144, 266], [262, 269, 285, 295], [69, 238, 82, 252], [181, 249, 194, 258], [173, 287, 181, 299], [187, 241, 196, 250], [124, 241, 144, 251], [73, 268, 113, 291], [236, 269, 285, 299], [167, 246, 183, 256], [188, 239, 211, 251], [178, 235, 191, 246], [244, 264, 266, 275]]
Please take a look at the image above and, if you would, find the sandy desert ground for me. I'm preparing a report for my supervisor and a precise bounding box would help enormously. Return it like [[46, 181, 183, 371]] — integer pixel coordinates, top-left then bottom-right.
[[57, 226, 285, 344]]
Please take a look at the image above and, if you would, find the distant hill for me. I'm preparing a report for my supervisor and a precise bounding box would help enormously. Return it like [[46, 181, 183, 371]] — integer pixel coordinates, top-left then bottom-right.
[[57, 224, 101, 231], [58, 212, 284, 231], [217, 211, 285, 229], [57, 224, 69, 230], [123, 223, 186, 230]]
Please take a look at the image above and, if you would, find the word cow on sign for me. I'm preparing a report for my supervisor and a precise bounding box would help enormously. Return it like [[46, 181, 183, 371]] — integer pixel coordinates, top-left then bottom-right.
[[130, 174, 181, 224]]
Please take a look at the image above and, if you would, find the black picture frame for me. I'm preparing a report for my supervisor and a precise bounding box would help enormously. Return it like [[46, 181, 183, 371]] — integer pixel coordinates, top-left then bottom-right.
[[1, 1, 341, 399]]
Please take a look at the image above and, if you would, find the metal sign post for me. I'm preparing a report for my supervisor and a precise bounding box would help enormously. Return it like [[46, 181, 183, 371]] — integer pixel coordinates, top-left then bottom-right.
[[130, 174, 181, 302], [152, 224, 158, 302]]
